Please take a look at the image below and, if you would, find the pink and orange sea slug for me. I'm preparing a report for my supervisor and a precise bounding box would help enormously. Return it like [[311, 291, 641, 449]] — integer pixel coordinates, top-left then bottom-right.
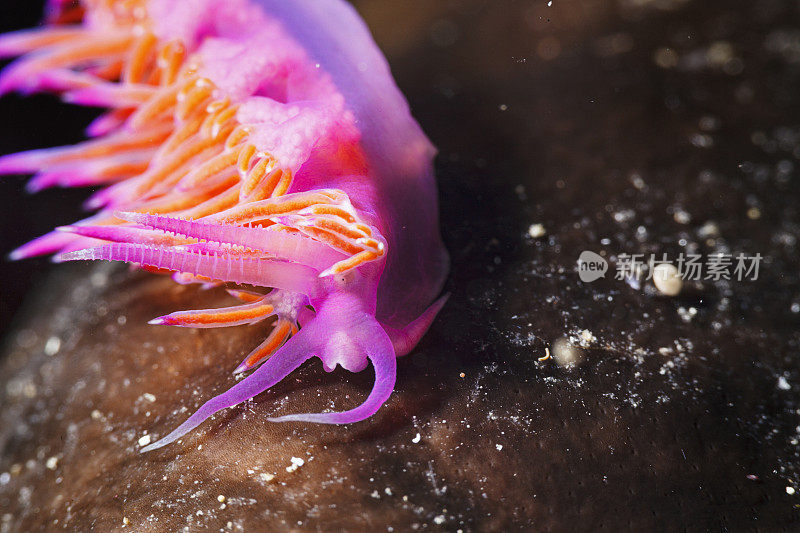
[[0, 0, 449, 451]]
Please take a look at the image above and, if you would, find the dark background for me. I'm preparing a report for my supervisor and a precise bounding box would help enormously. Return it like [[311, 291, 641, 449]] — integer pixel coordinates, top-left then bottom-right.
[[1, 0, 800, 530], [0, 1, 95, 330]]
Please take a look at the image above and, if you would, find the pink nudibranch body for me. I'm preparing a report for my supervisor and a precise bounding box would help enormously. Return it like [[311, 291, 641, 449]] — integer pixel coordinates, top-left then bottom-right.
[[0, 0, 449, 451]]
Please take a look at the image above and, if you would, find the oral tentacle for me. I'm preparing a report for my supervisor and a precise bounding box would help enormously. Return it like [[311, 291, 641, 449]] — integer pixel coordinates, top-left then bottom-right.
[[140, 326, 318, 452], [268, 325, 396, 424]]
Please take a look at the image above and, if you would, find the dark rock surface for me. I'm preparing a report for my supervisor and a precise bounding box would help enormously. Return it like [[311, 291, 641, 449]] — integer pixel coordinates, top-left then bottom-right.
[[2, 0, 800, 531]]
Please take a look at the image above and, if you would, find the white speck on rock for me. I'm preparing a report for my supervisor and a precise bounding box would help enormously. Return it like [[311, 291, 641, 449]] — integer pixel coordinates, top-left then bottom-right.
[[496, 444, 503, 451], [412, 433, 421, 444], [552, 337, 584, 368], [778, 376, 791, 390], [138, 434, 152, 447], [286, 456, 305, 473], [527, 223, 546, 238], [578, 329, 596, 345], [44, 337, 61, 356], [653, 263, 683, 296]]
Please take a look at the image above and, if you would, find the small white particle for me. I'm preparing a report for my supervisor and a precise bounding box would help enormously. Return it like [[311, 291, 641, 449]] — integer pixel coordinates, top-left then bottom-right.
[[370, 490, 380, 499], [653, 263, 683, 297], [260, 473, 275, 482], [384, 487, 393, 496], [217, 495, 226, 503], [44, 337, 61, 356], [496, 444, 503, 451], [142, 393, 156, 402], [412, 433, 421, 444], [579, 329, 596, 345], [90, 272, 108, 287], [673, 209, 691, 225], [434, 515, 446, 525], [787, 486, 796, 495], [45, 456, 58, 470], [286, 457, 305, 473], [138, 434, 152, 447], [122, 517, 130, 526], [778, 376, 791, 391], [527, 223, 546, 238]]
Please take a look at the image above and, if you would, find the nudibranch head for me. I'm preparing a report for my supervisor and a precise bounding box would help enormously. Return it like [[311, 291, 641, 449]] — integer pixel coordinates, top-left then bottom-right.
[[0, 0, 449, 451]]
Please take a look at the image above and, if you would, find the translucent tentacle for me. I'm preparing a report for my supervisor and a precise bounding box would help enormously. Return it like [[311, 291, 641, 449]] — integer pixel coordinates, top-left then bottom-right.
[[140, 327, 318, 452], [7, 211, 111, 260], [116, 211, 346, 270], [60, 243, 320, 295], [268, 326, 396, 424], [57, 224, 184, 247]]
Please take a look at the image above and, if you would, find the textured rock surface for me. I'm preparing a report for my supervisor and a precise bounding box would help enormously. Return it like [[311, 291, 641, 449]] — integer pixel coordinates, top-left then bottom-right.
[[2, 0, 800, 531]]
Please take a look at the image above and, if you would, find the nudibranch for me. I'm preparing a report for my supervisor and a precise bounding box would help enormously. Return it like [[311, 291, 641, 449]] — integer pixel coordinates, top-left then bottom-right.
[[0, 0, 448, 451]]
